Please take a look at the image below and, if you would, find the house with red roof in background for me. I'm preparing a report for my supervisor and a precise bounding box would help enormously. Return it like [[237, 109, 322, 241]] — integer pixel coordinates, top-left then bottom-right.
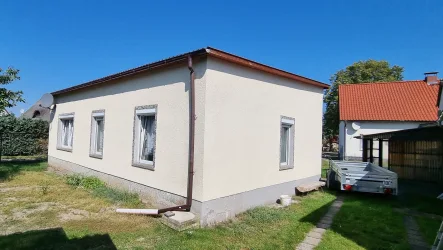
[[338, 72, 440, 161]]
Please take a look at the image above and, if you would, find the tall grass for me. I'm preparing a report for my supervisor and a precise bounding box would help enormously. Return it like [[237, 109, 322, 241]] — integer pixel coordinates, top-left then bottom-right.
[[65, 174, 142, 207]]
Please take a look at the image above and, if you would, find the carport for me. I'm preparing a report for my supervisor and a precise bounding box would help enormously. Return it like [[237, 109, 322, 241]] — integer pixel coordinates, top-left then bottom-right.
[[356, 125, 443, 182]]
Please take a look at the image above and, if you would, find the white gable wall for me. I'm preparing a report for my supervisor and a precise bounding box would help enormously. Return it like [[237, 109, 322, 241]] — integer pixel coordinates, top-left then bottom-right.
[[339, 121, 422, 159], [202, 57, 324, 202]]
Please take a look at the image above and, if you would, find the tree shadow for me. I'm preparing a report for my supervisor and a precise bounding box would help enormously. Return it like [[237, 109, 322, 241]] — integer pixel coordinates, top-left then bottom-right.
[[0, 161, 47, 182], [0, 227, 116, 250]]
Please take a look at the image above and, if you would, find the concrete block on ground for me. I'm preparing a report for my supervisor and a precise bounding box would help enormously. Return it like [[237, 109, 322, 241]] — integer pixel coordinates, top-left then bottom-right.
[[296, 181, 325, 194], [296, 242, 315, 250], [304, 236, 321, 245], [307, 231, 323, 239], [313, 228, 326, 234], [160, 211, 199, 231]]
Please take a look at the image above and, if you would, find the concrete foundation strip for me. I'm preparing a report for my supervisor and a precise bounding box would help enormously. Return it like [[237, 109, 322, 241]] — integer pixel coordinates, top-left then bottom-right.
[[296, 196, 344, 250]]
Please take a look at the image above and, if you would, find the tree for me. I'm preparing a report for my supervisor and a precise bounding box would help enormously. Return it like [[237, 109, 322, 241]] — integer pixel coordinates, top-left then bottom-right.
[[323, 60, 404, 151], [0, 67, 24, 113]]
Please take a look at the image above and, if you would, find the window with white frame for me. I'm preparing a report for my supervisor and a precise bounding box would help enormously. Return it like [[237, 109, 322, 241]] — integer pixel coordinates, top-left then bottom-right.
[[280, 116, 295, 170], [132, 105, 157, 169], [90, 110, 105, 158], [57, 113, 74, 151]]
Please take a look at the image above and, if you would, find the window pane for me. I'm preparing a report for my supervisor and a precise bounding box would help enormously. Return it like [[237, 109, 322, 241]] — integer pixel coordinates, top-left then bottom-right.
[[140, 115, 155, 162], [62, 119, 73, 147], [281, 126, 289, 163], [96, 119, 104, 153]]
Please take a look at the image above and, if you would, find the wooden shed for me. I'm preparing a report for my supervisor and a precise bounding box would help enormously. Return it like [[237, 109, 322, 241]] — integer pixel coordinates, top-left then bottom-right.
[[359, 125, 443, 182]]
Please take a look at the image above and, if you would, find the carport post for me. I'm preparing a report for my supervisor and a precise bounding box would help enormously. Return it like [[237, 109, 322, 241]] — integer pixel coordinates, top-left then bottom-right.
[[369, 139, 374, 163], [379, 140, 383, 167], [362, 138, 368, 162]]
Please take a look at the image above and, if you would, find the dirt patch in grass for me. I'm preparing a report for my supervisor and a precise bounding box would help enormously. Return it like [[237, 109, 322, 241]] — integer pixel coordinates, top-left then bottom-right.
[[12, 202, 58, 220], [58, 208, 92, 222]]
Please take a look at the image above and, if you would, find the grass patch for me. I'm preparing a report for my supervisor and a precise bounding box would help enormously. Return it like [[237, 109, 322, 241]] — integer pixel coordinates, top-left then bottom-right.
[[1, 155, 47, 161], [0, 161, 47, 181], [317, 193, 410, 250], [322, 158, 329, 178], [65, 174, 141, 207], [155, 191, 337, 250], [0, 162, 339, 249], [394, 181, 443, 216], [416, 216, 442, 245]]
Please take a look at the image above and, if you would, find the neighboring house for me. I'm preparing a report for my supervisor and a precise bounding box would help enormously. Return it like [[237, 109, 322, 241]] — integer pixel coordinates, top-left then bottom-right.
[[22, 103, 51, 121], [47, 47, 328, 225], [338, 73, 440, 161]]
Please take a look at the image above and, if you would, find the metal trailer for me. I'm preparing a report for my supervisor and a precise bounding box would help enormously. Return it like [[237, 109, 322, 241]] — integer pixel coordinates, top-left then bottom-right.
[[326, 160, 398, 195]]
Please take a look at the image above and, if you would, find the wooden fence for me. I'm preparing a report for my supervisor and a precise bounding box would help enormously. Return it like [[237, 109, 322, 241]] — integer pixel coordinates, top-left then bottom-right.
[[389, 140, 443, 182]]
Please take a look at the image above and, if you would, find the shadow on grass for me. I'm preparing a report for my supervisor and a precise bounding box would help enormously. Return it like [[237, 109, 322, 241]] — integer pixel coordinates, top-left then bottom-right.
[[396, 180, 443, 216], [299, 180, 443, 249], [0, 227, 116, 250], [0, 161, 47, 182], [300, 191, 411, 249]]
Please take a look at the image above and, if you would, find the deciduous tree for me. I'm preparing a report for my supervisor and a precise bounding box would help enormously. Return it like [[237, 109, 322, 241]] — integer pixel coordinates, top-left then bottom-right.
[[0, 67, 24, 113], [323, 60, 404, 150]]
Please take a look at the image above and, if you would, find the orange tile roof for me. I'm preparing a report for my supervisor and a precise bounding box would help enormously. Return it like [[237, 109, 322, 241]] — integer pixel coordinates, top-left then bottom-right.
[[339, 80, 439, 121]]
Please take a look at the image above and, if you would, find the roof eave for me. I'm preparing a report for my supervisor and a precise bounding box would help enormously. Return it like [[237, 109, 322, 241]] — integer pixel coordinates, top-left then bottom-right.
[[52, 47, 329, 96], [206, 47, 329, 89], [52, 48, 208, 96]]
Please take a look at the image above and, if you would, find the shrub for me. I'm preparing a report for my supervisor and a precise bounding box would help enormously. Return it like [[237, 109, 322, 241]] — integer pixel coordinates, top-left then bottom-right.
[[65, 174, 83, 187], [0, 115, 49, 156], [80, 176, 105, 189]]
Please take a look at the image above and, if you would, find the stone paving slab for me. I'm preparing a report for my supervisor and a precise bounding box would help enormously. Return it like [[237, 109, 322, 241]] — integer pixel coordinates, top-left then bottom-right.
[[297, 242, 314, 250], [403, 215, 429, 250], [296, 196, 344, 250], [307, 231, 323, 239]]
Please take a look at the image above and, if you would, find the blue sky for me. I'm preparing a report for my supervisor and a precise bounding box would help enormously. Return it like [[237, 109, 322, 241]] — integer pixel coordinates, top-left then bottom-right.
[[1, 0, 442, 115]]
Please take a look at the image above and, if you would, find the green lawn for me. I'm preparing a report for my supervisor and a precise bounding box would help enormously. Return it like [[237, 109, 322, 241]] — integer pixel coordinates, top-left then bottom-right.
[[0, 161, 337, 249], [321, 158, 329, 178], [1, 161, 442, 250], [316, 194, 410, 250], [416, 216, 442, 245]]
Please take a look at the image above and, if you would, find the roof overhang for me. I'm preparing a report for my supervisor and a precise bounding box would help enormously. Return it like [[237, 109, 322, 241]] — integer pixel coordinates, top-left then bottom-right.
[[354, 124, 443, 141], [52, 47, 329, 96]]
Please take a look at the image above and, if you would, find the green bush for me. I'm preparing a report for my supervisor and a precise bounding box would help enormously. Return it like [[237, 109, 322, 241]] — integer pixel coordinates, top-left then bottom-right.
[[65, 174, 84, 187], [80, 176, 105, 189], [0, 115, 49, 156]]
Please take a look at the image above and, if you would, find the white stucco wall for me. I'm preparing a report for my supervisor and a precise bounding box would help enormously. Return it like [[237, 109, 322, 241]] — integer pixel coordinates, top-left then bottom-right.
[[48, 56, 325, 204], [48, 61, 207, 201], [201, 57, 324, 201], [339, 121, 422, 159]]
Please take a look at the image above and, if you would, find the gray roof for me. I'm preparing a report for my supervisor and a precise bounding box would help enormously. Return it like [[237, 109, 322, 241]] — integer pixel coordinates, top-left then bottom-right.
[[21, 103, 51, 121]]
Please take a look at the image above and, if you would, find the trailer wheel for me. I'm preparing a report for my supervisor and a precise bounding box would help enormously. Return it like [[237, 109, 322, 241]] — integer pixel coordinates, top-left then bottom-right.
[[326, 170, 338, 190]]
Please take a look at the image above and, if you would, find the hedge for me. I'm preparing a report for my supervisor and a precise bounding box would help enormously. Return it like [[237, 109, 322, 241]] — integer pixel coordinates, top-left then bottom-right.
[[0, 115, 49, 156]]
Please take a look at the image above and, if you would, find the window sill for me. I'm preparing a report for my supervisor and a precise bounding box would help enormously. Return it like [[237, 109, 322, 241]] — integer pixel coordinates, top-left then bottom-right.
[[132, 162, 155, 171], [279, 165, 294, 171], [89, 153, 103, 159], [57, 146, 73, 152]]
